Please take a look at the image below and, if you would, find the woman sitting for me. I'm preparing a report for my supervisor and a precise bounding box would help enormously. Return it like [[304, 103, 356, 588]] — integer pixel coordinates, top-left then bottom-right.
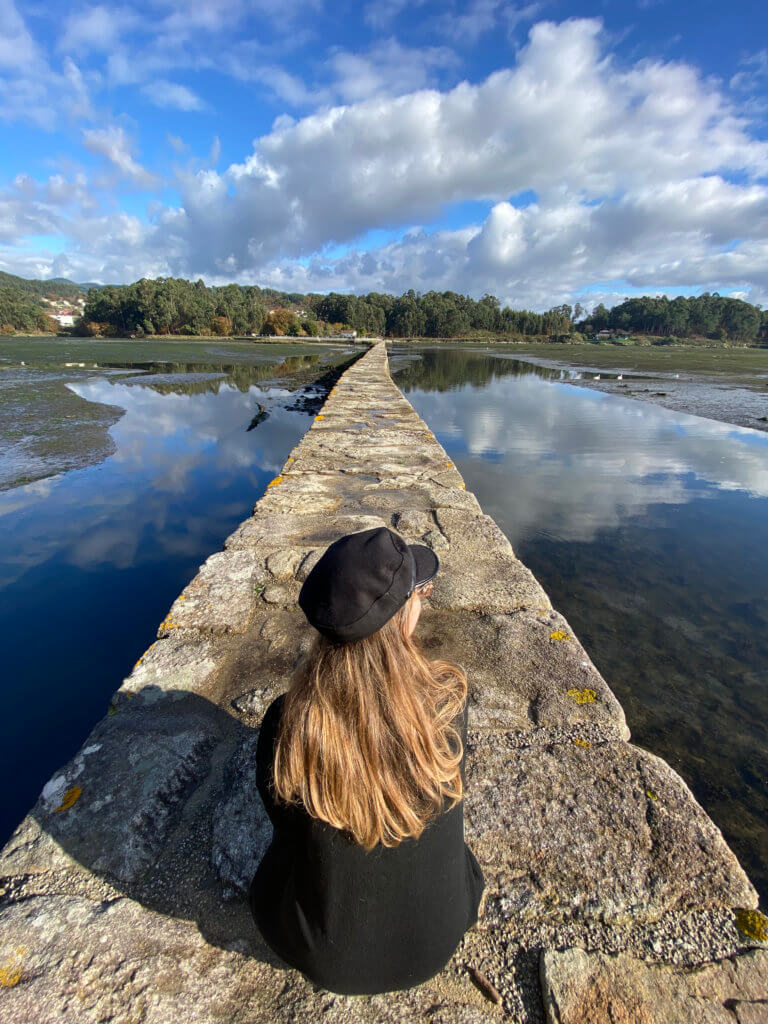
[[248, 526, 485, 995]]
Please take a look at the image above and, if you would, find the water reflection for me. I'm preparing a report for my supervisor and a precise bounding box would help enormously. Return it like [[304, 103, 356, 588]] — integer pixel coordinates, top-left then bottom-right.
[[0, 364, 323, 848], [393, 346, 561, 392], [396, 347, 768, 906], [404, 371, 768, 544], [97, 353, 323, 395], [0, 380, 308, 585], [0, 341, 344, 491]]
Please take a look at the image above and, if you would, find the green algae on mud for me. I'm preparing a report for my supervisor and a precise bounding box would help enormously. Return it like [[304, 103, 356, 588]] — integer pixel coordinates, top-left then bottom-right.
[[489, 341, 768, 384], [0, 371, 124, 492]]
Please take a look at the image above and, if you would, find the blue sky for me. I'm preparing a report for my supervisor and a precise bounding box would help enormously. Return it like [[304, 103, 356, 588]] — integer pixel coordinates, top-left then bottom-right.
[[1, 0, 768, 310]]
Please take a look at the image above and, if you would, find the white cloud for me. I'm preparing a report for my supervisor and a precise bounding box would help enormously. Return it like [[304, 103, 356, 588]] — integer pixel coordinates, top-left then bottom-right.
[[0, 3, 98, 127], [58, 5, 138, 55], [123, 18, 763, 282], [730, 48, 768, 93], [433, 0, 541, 44], [0, 0, 41, 69], [141, 79, 206, 111], [326, 38, 459, 103], [5, 17, 768, 310], [411, 375, 768, 545], [363, 0, 428, 30], [82, 125, 157, 186]]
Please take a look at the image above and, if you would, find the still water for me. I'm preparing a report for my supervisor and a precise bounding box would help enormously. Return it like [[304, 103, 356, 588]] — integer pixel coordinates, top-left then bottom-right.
[[1, 341, 766, 908], [0, 340, 352, 846], [393, 347, 768, 907]]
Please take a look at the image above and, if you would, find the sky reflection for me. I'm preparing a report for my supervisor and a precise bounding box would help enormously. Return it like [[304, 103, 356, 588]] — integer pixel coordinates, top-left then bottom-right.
[[408, 374, 768, 544], [0, 379, 305, 585], [400, 350, 768, 907], [0, 372, 315, 846]]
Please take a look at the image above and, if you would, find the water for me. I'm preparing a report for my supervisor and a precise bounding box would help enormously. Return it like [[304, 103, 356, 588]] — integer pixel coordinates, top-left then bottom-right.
[[393, 346, 768, 906], [2, 340, 766, 907], [0, 340, 352, 844]]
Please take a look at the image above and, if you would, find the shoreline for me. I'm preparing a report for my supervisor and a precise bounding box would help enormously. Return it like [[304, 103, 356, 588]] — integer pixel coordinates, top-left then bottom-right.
[[511, 353, 768, 434], [5, 335, 767, 436]]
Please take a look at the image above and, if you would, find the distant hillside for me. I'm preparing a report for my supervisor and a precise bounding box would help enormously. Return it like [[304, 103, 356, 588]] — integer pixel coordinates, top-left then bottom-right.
[[0, 271, 91, 333], [0, 271, 87, 299]]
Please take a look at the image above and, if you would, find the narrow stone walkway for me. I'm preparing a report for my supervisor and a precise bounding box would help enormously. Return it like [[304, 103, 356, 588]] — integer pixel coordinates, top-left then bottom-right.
[[1, 342, 765, 1023]]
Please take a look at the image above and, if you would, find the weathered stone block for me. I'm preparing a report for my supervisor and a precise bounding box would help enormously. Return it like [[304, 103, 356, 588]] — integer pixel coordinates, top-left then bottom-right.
[[265, 548, 301, 578], [120, 632, 230, 699], [427, 510, 551, 613], [417, 609, 628, 736], [211, 732, 274, 896], [540, 947, 768, 1024], [159, 548, 268, 636], [0, 894, 283, 1024], [392, 509, 435, 536], [465, 736, 757, 928], [16, 693, 220, 885]]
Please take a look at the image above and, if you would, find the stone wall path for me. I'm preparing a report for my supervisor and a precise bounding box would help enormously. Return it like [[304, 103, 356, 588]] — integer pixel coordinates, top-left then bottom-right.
[[1, 342, 765, 1023]]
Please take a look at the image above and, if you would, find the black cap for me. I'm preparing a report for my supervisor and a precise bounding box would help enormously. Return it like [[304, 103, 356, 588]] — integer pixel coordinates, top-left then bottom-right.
[[298, 527, 439, 643]]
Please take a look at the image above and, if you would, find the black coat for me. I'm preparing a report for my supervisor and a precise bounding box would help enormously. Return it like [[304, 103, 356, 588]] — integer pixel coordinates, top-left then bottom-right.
[[248, 692, 485, 995]]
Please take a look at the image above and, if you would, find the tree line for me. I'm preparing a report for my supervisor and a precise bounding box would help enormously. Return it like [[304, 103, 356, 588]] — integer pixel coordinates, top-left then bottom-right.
[[69, 279, 577, 340], [582, 294, 768, 343], [0, 271, 766, 344]]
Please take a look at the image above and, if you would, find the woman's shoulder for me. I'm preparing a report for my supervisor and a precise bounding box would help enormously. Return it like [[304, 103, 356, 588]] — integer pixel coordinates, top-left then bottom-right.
[[263, 691, 287, 722], [257, 692, 287, 744]]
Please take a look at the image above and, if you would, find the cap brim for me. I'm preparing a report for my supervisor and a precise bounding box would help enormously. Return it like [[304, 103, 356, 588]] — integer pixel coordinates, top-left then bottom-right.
[[410, 544, 439, 588]]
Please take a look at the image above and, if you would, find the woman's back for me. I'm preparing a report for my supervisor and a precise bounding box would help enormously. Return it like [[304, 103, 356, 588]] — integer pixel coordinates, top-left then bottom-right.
[[249, 692, 484, 995], [247, 527, 485, 994]]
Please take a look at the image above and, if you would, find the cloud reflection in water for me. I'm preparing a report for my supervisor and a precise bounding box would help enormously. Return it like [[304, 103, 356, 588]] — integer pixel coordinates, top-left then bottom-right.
[[409, 374, 768, 544], [0, 378, 310, 586]]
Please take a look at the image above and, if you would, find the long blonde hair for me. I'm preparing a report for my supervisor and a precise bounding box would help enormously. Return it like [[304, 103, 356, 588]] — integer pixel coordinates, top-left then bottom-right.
[[272, 594, 468, 851]]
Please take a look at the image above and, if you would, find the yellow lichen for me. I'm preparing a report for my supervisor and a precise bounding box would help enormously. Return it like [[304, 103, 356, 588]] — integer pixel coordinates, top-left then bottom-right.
[[133, 657, 143, 669], [735, 908, 768, 942], [646, 790, 659, 802], [178, 594, 185, 601], [315, 414, 325, 420], [159, 617, 177, 631], [550, 630, 571, 642], [567, 687, 597, 704], [572, 738, 592, 749], [266, 476, 283, 489], [459, 482, 466, 490], [0, 962, 23, 988], [54, 786, 82, 813]]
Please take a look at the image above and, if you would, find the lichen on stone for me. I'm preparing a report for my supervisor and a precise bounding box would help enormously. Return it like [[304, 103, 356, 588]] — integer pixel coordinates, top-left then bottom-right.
[[550, 630, 571, 642], [0, 957, 23, 988], [54, 786, 82, 812], [735, 907, 768, 942], [646, 790, 659, 802], [266, 475, 284, 488], [573, 738, 592, 748], [567, 687, 597, 704]]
